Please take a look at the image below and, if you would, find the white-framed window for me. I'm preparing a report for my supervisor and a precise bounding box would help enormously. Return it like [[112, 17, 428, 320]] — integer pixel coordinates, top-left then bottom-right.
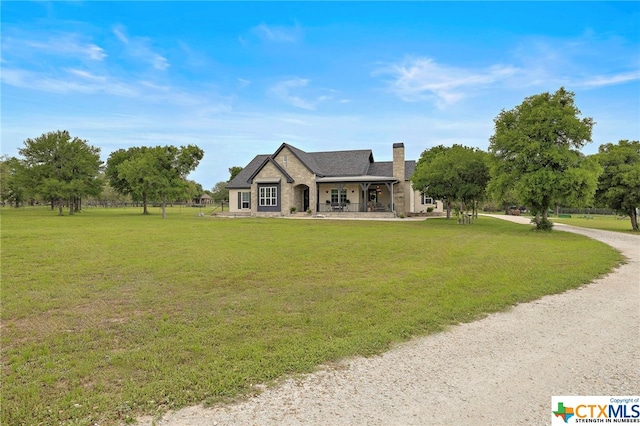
[[259, 186, 278, 206], [241, 191, 250, 209], [331, 189, 347, 204], [421, 194, 433, 205]]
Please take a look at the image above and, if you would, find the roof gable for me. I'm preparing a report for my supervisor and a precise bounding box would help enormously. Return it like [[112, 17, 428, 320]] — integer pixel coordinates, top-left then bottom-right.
[[226, 155, 269, 189], [248, 157, 295, 184]]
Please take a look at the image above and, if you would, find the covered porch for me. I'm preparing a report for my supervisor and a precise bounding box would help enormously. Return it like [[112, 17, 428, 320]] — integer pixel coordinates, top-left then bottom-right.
[[315, 176, 399, 214]]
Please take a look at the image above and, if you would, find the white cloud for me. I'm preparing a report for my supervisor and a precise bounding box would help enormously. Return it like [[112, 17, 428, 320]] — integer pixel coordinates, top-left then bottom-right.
[[510, 33, 640, 91], [237, 78, 251, 88], [375, 57, 519, 108], [579, 71, 640, 88], [3, 33, 106, 61], [269, 78, 316, 110], [66, 69, 107, 81], [250, 22, 302, 43], [268, 78, 342, 110], [112, 25, 170, 71]]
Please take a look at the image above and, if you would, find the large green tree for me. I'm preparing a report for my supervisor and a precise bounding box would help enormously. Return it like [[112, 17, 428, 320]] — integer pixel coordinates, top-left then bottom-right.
[[228, 166, 243, 182], [411, 144, 490, 221], [210, 181, 229, 204], [488, 87, 598, 230], [595, 140, 640, 231], [17, 131, 102, 215], [0, 156, 29, 207], [108, 145, 204, 218]]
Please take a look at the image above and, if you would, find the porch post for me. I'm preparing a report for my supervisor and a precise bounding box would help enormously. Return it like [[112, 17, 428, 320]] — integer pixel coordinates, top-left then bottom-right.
[[384, 182, 394, 213], [360, 183, 371, 212], [390, 182, 394, 213]]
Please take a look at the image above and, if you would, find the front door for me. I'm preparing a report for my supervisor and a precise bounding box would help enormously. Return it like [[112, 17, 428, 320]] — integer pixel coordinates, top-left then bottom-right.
[[303, 188, 309, 212]]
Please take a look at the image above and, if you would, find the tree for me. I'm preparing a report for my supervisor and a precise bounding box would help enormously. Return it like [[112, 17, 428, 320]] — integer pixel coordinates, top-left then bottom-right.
[[0, 156, 29, 207], [411, 144, 490, 222], [110, 145, 204, 218], [228, 166, 243, 182], [18, 130, 102, 215], [488, 87, 597, 230], [595, 140, 640, 231], [211, 181, 229, 204]]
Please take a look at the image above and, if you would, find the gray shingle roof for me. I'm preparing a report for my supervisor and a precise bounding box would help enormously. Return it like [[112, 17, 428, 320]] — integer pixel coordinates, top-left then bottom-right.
[[309, 149, 373, 176], [226, 144, 414, 189], [367, 160, 415, 178], [226, 155, 269, 188]]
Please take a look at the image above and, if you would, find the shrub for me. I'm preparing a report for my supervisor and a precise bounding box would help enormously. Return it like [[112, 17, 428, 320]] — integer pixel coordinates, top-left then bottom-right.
[[531, 217, 554, 231]]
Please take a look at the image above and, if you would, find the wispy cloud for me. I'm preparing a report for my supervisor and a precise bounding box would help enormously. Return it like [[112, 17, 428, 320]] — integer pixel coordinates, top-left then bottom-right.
[[375, 58, 518, 108], [268, 78, 343, 110], [2, 32, 106, 61], [112, 25, 169, 71], [269, 78, 316, 110], [580, 71, 640, 88], [250, 22, 302, 43], [1, 68, 138, 97], [510, 33, 640, 90]]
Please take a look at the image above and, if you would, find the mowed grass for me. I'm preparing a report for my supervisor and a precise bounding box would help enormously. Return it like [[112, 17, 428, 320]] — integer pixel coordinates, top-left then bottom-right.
[[1, 207, 623, 425], [551, 214, 639, 233]]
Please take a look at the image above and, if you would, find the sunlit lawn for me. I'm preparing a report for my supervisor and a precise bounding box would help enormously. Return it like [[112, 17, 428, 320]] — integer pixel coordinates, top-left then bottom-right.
[[0, 206, 623, 425], [551, 214, 638, 233]]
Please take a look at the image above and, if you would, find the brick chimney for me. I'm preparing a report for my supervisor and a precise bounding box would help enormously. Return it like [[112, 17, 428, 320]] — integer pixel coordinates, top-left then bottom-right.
[[392, 143, 406, 216]]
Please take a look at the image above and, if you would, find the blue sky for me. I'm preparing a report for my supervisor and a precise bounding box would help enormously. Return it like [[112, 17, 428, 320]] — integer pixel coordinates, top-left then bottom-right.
[[2, 1, 639, 189]]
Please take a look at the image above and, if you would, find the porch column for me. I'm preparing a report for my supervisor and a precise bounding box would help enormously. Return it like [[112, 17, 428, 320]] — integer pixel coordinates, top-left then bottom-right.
[[384, 182, 394, 212], [360, 183, 371, 212]]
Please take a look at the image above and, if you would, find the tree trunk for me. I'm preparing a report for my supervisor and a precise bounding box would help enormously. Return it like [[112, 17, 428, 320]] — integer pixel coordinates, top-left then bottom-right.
[[142, 193, 149, 215], [162, 195, 167, 219], [446, 200, 451, 219], [630, 208, 639, 232], [69, 197, 74, 215], [58, 200, 64, 216]]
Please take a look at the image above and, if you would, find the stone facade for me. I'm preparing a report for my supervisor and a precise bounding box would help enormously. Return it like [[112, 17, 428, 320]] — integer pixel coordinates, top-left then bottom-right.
[[226, 142, 444, 217], [392, 143, 406, 216]]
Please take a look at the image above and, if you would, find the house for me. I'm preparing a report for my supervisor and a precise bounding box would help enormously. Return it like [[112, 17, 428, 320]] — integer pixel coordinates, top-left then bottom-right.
[[226, 142, 442, 217]]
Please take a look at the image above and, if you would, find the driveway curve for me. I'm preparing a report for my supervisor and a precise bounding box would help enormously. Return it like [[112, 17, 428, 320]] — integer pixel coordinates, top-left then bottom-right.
[[142, 215, 639, 426]]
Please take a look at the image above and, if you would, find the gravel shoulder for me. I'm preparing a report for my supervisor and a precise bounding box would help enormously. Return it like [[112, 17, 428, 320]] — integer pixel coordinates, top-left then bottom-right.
[[140, 216, 639, 426]]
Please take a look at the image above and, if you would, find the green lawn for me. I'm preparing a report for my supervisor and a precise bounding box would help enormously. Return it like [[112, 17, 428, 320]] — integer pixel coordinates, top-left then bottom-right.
[[550, 214, 638, 233], [0, 207, 623, 425]]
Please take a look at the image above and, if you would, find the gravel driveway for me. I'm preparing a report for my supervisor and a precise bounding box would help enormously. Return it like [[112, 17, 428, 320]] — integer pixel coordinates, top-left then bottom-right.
[[140, 216, 639, 425]]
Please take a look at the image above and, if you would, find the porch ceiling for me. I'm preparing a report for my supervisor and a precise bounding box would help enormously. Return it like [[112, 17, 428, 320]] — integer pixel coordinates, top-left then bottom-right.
[[316, 175, 398, 183]]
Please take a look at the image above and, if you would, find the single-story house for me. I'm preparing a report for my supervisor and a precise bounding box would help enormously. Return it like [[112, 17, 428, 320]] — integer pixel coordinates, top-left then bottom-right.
[[226, 142, 442, 217]]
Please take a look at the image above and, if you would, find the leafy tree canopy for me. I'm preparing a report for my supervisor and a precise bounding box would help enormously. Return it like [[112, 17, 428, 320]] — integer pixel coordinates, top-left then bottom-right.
[[228, 166, 243, 182], [595, 140, 640, 231], [107, 145, 203, 217], [411, 144, 490, 221], [488, 87, 598, 230], [17, 130, 102, 215]]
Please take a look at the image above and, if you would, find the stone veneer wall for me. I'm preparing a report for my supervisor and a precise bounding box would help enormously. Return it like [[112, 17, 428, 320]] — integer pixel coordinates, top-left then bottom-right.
[[392, 143, 406, 216]]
